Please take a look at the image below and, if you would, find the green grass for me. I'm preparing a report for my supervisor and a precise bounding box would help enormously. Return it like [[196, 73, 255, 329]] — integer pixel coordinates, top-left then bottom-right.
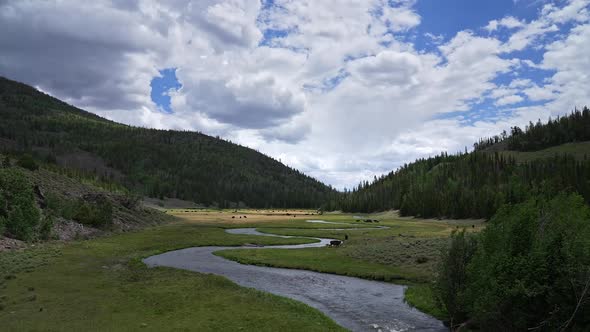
[[404, 284, 447, 320], [496, 141, 590, 163], [216, 247, 425, 283], [216, 216, 477, 319], [0, 212, 464, 329], [0, 222, 343, 331]]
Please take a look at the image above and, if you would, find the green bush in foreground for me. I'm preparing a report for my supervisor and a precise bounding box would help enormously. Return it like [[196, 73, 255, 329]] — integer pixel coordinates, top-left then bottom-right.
[[435, 193, 590, 331], [0, 168, 41, 241], [433, 229, 477, 328]]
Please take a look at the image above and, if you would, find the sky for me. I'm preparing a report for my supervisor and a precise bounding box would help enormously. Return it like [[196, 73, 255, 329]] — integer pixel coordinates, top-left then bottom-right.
[[0, 0, 588, 189]]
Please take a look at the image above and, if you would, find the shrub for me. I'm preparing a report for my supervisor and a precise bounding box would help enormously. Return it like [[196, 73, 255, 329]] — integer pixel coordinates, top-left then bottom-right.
[[433, 229, 478, 329], [1, 156, 10, 168], [16, 154, 38, 171], [39, 215, 54, 240], [73, 197, 113, 228], [46, 193, 113, 228], [0, 169, 41, 241], [466, 193, 590, 331]]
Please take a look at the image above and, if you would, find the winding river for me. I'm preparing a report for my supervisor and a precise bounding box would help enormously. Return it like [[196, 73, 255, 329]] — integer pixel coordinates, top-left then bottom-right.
[[143, 221, 446, 332]]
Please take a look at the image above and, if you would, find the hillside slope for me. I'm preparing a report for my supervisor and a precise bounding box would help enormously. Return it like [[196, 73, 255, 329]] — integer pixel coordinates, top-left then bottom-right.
[[495, 141, 590, 164], [0, 76, 335, 208], [336, 109, 590, 218], [0, 152, 172, 246]]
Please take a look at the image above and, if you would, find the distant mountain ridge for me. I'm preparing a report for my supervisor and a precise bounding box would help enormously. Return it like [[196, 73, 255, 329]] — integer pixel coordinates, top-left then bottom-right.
[[0, 76, 336, 208]]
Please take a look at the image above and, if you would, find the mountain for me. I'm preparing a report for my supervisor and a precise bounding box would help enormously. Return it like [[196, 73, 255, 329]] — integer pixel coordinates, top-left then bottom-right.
[[0, 76, 336, 208], [335, 108, 590, 218]]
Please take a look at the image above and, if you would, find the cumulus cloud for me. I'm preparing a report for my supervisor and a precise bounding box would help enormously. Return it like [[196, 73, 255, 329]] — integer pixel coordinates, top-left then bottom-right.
[[0, 0, 165, 110], [485, 16, 525, 32], [503, 0, 589, 51], [380, 3, 421, 32], [496, 94, 525, 106], [0, 0, 588, 189], [347, 51, 422, 87]]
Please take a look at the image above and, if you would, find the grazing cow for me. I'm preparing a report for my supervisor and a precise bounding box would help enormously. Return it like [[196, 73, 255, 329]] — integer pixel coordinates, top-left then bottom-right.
[[363, 219, 373, 223], [244, 216, 247, 219], [374, 220, 380, 223], [232, 216, 235, 219], [329, 240, 342, 247]]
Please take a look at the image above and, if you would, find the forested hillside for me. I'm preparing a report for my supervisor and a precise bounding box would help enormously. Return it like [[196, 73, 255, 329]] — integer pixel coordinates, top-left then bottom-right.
[[334, 108, 590, 218], [474, 107, 590, 151], [0, 77, 336, 208]]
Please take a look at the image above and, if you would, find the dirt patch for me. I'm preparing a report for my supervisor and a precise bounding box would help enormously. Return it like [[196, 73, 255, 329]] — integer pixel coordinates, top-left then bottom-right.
[[52, 218, 103, 241], [56, 149, 125, 182], [143, 197, 203, 210], [0, 236, 26, 251]]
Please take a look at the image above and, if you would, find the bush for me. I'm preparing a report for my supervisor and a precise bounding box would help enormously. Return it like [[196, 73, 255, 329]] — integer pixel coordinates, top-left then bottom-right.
[[39, 215, 54, 240], [0, 216, 5, 235], [16, 154, 39, 171], [46, 193, 76, 219], [72, 197, 113, 228], [465, 193, 590, 331], [433, 229, 478, 328], [1, 156, 10, 168], [0, 169, 41, 241], [46, 192, 113, 228]]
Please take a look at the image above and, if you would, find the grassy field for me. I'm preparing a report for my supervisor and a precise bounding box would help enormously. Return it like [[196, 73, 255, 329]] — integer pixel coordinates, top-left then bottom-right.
[[495, 141, 590, 163], [0, 209, 479, 329], [0, 219, 343, 331], [216, 211, 484, 320]]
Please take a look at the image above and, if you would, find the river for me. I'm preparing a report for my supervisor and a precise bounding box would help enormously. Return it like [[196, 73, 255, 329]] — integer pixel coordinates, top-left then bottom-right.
[[143, 222, 446, 332]]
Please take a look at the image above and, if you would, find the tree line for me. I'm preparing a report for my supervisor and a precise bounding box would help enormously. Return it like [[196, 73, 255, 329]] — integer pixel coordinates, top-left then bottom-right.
[[0, 76, 336, 209], [333, 108, 590, 218], [474, 107, 590, 151], [434, 193, 590, 331]]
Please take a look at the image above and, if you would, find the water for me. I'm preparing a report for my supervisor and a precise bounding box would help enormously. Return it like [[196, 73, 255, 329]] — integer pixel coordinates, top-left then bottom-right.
[[144, 227, 445, 332], [306, 219, 349, 224]]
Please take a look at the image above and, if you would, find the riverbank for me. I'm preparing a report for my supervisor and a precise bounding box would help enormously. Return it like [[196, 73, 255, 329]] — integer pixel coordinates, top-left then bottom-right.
[[145, 227, 445, 331], [0, 220, 342, 331], [0, 209, 482, 330], [215, 213, 484, 320]]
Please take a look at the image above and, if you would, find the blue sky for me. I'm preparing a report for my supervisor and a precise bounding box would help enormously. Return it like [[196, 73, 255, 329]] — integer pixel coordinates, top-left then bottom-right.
[[150, 68, 182, 113], [149, 0, 570, 120], [2, 0, 588, 189]]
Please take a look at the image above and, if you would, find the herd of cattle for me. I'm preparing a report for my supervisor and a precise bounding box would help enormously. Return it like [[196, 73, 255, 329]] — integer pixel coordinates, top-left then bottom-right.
[[356, 219, 379, 223], [329, 219, 380, 247]]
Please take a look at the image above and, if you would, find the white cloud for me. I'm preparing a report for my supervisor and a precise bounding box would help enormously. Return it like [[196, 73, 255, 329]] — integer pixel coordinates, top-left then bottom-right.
[[485, 16, 525, 32], [504, 0, 589, 51], [540, 22, 590, 114], [496, 94, 525, 106], [381, 3, 421, 32], [0, 0, 588, 189], [424, 32, 445, 44], [523, 85, 556, 101], [347, 51, 422, 87]]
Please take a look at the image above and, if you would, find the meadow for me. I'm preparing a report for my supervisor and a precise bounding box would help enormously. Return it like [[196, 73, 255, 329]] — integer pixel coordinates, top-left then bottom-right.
[[215, 210, 484, 319], [0, 209, 481, 330]]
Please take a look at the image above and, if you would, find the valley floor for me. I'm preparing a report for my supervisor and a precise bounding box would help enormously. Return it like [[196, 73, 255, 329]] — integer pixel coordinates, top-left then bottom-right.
[[0, 209, 483, 331]]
